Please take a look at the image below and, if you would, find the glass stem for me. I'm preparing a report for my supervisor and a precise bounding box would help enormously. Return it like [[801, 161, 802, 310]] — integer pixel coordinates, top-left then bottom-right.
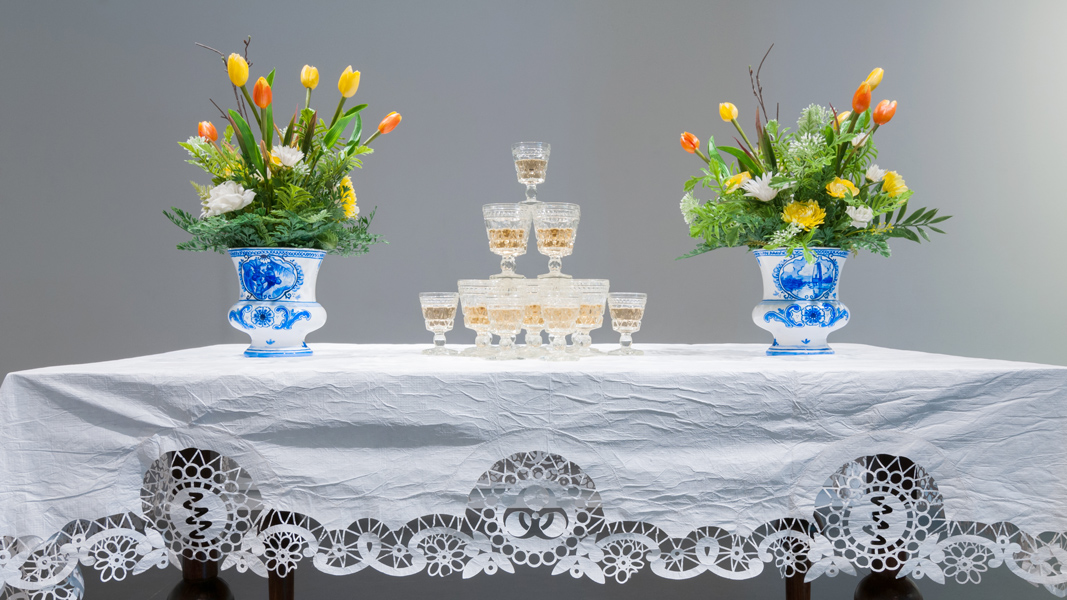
[[548, 256, 562, 275], [475, 331, 491, 348], [619, 333, 632, 348], [525, 184, 538, 202], [434, 333, 446, 347], [501, 255, 517, 276], [499, 335, 514, 351], [525, 329, 542, 347]]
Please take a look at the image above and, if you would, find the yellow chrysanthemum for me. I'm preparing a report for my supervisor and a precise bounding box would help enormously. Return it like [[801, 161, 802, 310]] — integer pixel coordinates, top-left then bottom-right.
[[825, 177, 859, 199], [724, 171, 752, 193], [782, 200, 826, 231], [339, 176, 358, 218], [882, 171, 908, 197]]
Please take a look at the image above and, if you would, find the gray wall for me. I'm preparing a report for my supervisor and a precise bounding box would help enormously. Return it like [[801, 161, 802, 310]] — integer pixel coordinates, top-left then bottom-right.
[[2, 1, 1065, 598]]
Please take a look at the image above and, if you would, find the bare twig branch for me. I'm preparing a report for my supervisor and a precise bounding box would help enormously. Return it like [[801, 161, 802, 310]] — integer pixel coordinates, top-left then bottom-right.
[[749, 43, 774, 123], [209, 98, 227, 120], [242, 36, 252, 68], [196, 42, 226, 62]]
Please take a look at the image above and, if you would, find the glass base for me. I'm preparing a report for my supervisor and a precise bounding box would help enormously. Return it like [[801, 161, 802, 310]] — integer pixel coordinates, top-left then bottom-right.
[[423, 347, 459, 356], [520, 345, 548, 359], [542, 351, 580, 362], [569, 346, 603, 356], [607, 347, 643, 356], [460, 346, 496, 358], [487, 349, 522, 361], [537, 272, 572, 279]]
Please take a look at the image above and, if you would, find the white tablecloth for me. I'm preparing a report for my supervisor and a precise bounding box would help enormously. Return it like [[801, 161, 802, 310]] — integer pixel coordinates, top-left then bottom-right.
[[2, 343, 1066, 591]]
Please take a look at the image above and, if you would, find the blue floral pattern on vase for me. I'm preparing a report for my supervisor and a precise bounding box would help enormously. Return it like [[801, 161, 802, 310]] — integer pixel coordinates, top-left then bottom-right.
[[238, 255, 303, 301], [227, 248, 327, 357], [752, 248, 850, 356]]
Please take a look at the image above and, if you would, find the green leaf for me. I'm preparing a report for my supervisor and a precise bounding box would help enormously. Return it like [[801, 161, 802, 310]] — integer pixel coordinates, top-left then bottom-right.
[[228, 109, 264, 176], [761, 128, 777, 172], [684, 176, 702, 192], [718, 146, 761, 177], [300, 110, 318, 156], [263, 103, 274, 149], [706, 136, 730, 180], [265, 68, 276, 87], [323, 105, 366, 149], [343, 113, 364, 157], [282, 113, 297, 146]]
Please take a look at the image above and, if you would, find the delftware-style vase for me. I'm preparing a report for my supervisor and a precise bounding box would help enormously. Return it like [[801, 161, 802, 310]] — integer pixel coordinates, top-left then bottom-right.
[[227, 248, 327, 357], [752, 248, 850, 356]]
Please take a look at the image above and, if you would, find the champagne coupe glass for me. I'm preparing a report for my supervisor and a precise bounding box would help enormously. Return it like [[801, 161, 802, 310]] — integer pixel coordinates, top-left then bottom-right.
[[520, 279, 546, 358], [541, 280, 581, 361], [483, 203, 531, 279], [458, 280, 495, 358], [513, 142, 550, 205], [419, 292, 460, 356], [607, 293, 647, 356], [486, 281, 526, 360], [571, 279, 609, 356], [534, 203, 580, 279]]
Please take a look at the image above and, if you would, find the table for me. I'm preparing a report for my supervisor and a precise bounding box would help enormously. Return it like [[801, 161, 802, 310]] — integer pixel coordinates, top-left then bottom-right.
[[1, 343, 1066, 600]]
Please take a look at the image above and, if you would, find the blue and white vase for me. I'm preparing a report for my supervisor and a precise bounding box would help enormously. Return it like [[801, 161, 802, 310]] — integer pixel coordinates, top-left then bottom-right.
[[227, 248, 327, 357], [752, 248, 850, 356]]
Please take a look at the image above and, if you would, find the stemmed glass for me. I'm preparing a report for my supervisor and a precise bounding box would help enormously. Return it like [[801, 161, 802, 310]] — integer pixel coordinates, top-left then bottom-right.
[[541, 280, 581, 361], [419, 292, 460, 356], [513, 142, 550, 204], [534, 203, 580, 279], [571, 279, 609, 356], [486, 282, 526, 360], [483, 203, 531, 279], [520, 279, 546, 358], [458, 280, 495, 357], [607, 293, 647, 356]]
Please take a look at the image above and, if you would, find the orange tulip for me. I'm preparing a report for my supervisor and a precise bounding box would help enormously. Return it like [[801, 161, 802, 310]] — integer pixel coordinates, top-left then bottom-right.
[[252, 77, 272, 109], [872, 99, 897, 125], [378, 112, 402, 134], [852, 82, 871, 113], [197, 121, 218, 142], [680, 131, 699, 154]]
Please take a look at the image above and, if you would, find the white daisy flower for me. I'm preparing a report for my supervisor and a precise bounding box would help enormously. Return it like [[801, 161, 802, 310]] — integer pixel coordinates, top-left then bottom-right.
[[866, 165, 886, 182], [740, 172, 778, 202], [272, 146, 304, 168], [851, 133, 869, 147], [846, 205, 874, 229]]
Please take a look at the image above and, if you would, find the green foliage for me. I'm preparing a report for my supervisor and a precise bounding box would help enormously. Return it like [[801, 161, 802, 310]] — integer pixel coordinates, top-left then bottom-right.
[[170, 61, 392, 256], [678, 96, 950, 261]]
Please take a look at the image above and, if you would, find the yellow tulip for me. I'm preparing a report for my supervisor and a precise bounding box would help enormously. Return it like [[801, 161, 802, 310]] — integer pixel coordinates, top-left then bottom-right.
[[338, 66, 361, 98], [723, 171, 751, 193], [782, 200, 826, 231], [719, 102, 739, 122], [864, 68, 884, 91], [834, 111, 851, 129], [300, 65, 320, 90], [882, 171, 908, 197], [227, 53, 249, 87], [825, 177, 859, 198]]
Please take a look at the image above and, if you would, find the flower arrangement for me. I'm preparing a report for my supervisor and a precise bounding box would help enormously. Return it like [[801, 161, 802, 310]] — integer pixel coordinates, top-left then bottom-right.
[[678, 59, 948, 261], [166, 40, 401, 255]]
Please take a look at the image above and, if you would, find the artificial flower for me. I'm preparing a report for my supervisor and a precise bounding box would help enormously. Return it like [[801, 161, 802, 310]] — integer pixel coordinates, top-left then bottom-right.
[[852, 82, 871, 113], [378, 112, 402, 134], [873, 99, 897, 125], [680, 131, 699, 154], [825, 177, 859, 198], [882, 171, 908, 197], [864, 68, 884, 91], [339, 176, 358, 218], [680, 192, 699, 225], [252, 77, 272, 108], [723, 171, 751, 193], [782, 199, 826, 231], [834, 111, 851, 129], [201, 181, 255, 218], [197, 121, 218, 142], [338, 66, 361, 98], [846, 205, 874, 228], [851, 133, 869, 148], [740, 172, 778, 202], [271, 146, 304, 168], [300, 65, 319, 90], [719, 102, 738, 122], [227, 53, 249, 87], [866, 165, 886, 182]]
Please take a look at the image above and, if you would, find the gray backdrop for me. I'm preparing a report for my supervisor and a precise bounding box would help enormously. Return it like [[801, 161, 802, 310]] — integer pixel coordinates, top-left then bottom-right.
[[2, 1, 1064, 598]]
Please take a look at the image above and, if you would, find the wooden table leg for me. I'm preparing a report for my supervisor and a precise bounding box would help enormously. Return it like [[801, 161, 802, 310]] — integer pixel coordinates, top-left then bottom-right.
[[786, 570, 811, 600], [269, 569, 295, 600], [166, 557, 233, 600], [854, 568, 922, 600]]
